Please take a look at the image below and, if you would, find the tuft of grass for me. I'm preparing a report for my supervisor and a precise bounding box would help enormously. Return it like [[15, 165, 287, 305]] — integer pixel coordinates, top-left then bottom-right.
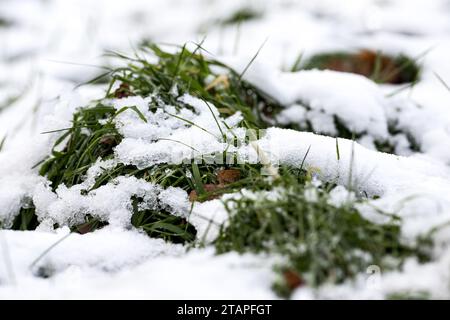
[[35, 42, 285, 207], [101, 43, 279, 129], [39, 103, 121, 190], [214, 173, 431, 297]]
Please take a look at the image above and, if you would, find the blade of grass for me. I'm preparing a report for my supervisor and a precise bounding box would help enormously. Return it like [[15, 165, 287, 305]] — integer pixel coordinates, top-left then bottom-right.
[[335, 138, 340, 161], [290, 51, 304, 72], [191, 162, 205, 195], [157, 138, 200, 152], [29, 232, 72, 271], [166, 112, 218, 138], [433, 71, 450, 92], [238, 38, 268, 80]]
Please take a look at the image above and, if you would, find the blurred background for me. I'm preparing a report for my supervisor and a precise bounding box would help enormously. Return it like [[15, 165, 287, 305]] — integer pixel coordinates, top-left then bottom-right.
[[1, 0, 450, 147]]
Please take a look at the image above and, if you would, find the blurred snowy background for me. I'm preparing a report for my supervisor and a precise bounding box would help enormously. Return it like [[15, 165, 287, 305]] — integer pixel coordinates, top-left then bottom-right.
[[2, 0, 450, 150]]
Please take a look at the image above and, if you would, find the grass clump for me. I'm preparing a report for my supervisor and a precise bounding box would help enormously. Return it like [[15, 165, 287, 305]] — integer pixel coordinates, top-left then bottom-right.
[[11, 206, 39, 231], [25, 41, 281, 240], [9, 43, 417, 243], [214, 173, 431, 298], [102, 43, 281, 129], [301, 50, 421, 84]]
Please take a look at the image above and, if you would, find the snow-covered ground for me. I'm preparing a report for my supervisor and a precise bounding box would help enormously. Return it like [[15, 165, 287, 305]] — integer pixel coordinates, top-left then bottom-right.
[[2, 0, 450, 299]]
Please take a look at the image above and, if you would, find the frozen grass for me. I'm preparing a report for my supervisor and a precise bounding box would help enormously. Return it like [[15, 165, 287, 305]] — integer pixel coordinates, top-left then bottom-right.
[[10, 43, 274, 235], [2, 42, 436, 297], [214, 172, 432, 297], [99, 43, 280, 129]]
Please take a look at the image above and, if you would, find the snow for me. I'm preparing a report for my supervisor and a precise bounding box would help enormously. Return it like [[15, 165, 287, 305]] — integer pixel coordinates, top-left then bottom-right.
[[2, 0, 450, 299], [0, 229, 276, 299], [113, 94, 243, 168]]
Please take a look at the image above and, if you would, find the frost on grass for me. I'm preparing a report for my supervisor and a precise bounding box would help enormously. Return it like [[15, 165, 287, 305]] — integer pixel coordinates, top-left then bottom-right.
[[33, 176, 191, 229], [214, 176, 431, 297], [1, 41, 450, 299]]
